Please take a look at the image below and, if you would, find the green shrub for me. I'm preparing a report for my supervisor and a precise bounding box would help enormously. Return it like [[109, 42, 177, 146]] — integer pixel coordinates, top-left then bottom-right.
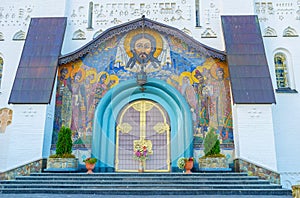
[[203, 128, 221, 157], [49, 126, 75, 158], [83, 157, 97, 164]]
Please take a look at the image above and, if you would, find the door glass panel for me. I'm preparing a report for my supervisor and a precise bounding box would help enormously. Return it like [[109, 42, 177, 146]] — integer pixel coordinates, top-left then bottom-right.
[[115, 100, 170, 172]]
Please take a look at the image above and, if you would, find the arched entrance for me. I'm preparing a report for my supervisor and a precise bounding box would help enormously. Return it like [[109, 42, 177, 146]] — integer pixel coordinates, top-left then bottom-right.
[[92, 79, 193, 172], [115, 99, 170, 172]]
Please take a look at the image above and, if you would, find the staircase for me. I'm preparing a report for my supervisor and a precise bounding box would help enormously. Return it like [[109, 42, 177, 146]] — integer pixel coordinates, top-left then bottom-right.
[[0, 172, 292, 195]]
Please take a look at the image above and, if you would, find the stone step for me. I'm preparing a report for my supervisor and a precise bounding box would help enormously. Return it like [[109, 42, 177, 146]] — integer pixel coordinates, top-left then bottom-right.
[[0, 172, 292, 196], [0, 188, 292, 195], [31, 172, 249, 177], [16, 173, 259, 180], [0, 179, 271, 185], [0, 183, 283, 189]]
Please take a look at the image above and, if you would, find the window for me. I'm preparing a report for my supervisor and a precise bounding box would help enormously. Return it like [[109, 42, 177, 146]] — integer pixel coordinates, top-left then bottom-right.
[[195, 0, 200, 27], [274, 52, 297, 93], [274, 52, 288, 88]]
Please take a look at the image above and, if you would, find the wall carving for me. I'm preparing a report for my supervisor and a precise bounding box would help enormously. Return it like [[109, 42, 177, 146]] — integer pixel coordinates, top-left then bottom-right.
[[72, 29, 86, 40], [0, 5, 33, 27], [203, 1, 220, 25], [0, 32, 4, 41], [12, 30, 25, 40], [247, 108, 262, 118], [201, 27, 217, 38], [0, 108, 13, 133], [68, 1, 192, 31], [22, 107, 36, 117], [283, 26, 298, 36], [255, 1, 298, 21], [264, 26, 277, 37]]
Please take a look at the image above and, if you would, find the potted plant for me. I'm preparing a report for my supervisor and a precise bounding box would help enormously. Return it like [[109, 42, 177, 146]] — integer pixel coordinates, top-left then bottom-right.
[[83, 157, 97, 174], [177, 157, 194, 174], [45, 126, 78, 171], [198, 127, 229, 171]]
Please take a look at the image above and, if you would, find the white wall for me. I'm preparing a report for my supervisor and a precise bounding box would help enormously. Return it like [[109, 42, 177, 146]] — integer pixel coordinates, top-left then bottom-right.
[[233, 104, 277, 171], [0, 0, 66, 171], [0, 105, 47, 171], [256, 0, 300, 188]]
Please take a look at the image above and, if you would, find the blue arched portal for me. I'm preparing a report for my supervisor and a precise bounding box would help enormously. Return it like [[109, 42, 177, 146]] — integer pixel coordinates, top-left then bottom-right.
[[92, 78, 193, 172]]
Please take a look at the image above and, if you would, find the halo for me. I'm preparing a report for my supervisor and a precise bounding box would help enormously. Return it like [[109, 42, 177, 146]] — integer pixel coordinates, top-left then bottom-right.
[[70, 67, 86, 83], [210, 60, 229, 80], [179, 71, 192, 86], [86, 68, 97, 84], [72, 60, 83, 70], [109, 75, 119, 88], [191, 69, 200, 83], [124, 28, 163, 58], [58, 65, 72, 79], [97, 71, 110, 85]]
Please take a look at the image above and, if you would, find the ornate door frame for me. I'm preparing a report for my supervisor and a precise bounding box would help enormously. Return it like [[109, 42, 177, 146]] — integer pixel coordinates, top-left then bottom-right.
[[92, 79, 193, 172]]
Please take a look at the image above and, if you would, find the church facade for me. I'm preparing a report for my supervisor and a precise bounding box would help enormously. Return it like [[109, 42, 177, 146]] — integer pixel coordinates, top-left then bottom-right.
[[0, 0, 299, 189]]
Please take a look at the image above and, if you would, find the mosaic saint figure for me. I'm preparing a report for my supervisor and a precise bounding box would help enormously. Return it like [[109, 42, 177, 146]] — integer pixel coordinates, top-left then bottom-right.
[[168, 74, 198, 128], [84, 69, 98, 133], [58, 67, 72, 128], [207, 64, 231, 141], [70, 68, 87, 140], [115, 29, 171, 73], [194, 70, 209, 129], [94, 72, 109, 107], [126, 33, 161, 70]]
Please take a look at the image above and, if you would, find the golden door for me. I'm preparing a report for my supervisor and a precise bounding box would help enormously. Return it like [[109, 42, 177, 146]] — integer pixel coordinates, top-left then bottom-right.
[[115, 100, 170, 172]]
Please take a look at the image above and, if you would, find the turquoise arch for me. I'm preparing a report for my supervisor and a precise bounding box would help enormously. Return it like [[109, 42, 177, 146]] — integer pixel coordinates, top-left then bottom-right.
[[92, 78, 193, 171]]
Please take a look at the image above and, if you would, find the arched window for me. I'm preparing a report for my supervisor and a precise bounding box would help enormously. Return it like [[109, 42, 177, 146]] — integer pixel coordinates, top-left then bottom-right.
[[274, 52, 288, 89], [273, 51, 297, 93], [0, 56, 3, 89]]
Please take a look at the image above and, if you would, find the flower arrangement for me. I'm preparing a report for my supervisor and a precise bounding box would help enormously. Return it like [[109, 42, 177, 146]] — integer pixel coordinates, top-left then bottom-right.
[[83, 157, 97, 164], [177, 157, 194, 170], [133, 142, 149, 161]]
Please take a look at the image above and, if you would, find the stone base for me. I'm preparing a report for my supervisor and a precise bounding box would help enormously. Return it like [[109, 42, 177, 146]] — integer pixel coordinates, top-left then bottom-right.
[[199, 157, 229, 170], [45, 158, 79, 172]]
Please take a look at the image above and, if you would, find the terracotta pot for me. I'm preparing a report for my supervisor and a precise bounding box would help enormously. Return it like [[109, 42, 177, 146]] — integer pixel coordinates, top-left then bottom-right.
[[184, 160, 193, 174], [85, 162, 95, 174]]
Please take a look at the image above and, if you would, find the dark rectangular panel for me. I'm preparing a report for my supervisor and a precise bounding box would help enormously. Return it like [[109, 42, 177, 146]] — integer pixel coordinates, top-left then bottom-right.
[[9, 17, 67, 104], [221, 15, 276, 104]]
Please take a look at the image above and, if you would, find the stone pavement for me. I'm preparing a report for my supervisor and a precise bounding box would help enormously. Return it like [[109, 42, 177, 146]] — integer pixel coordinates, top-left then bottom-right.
[[0, 194, 293, 198]]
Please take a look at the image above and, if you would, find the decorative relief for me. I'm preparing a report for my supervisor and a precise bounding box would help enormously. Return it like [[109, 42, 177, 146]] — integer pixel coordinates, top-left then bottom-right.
[[264, 26, 277, 37], [201, 27, 217, 38], [12, 30, 25, 40], [283, 26, 299, 37], [22, 107, 37, 117], [204, 1, 220, 25], [0, 108, 13, 133], [72, 29, 86, 40], [255, 1, 296, 21], [153, 122, 169, 134], [117, 123, 132, 134], [0, 5, 33, 27], [68, 1, 192, 32], [93, 29, 103, 39], [0, 32, 4, 41], [247, 108, 262, 118], [181, 27, 192, 35]]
